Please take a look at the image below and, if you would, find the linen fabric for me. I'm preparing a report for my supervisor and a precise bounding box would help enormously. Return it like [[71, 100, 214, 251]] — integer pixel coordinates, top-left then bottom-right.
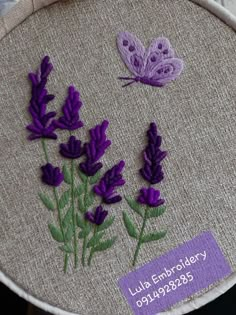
[[0, 1, 235, 314]]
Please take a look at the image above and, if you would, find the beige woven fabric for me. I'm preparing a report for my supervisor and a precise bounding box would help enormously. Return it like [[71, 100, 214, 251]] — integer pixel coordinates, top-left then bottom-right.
[[0, 0, 235, 314]]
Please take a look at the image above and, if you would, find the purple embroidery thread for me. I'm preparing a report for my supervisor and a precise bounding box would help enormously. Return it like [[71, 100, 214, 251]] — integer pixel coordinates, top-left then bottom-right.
[[26, 56, 57, 140], [54, 86, 83, 131], [117, 32, 184, 88], [123, 122, 167, 266], [85, 206, 108, 226], [140, 122, 167, 184], [137, 187, 165, 208], [41, 163, 64, 187], [79, 120, 111, 177], [59, 136, 84, 159], [93, 160, 126, 204]]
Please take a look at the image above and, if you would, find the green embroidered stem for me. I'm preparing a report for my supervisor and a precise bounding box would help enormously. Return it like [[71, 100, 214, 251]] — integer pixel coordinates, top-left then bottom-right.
[[82, 177, 89, 266], [41, 138, 49, 163], [41, 139, 68, 273], [132, 206, 148, 266], [88, 225, 97, 266], [70, 159, 78, 268], [53, 187, 69, 273]]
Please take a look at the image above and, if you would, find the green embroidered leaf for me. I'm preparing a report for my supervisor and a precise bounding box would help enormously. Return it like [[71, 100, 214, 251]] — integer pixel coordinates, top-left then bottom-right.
[[63, 163, 72, 185], [78, 195, 85, 213], [78, 169, 88, 183], [93, 236, 117, 252], [65, 225, 73, 242], [59, 190, 70, 209], [59, 244, 73, 253], [76, 212, 86, 229], [48, 224, 64, 242], [75, 183, 85, 197], [89, 172, 101, 185], [147, 206, 166, 219], [97, 216, 115, 232], [84, 191, 94, 209], [78, 225, 91, 239], [87, 231, 105, 248], [125, 196, 144, 217], [62, 206, 73, 229], [123, 212, 138, 239], [141, 230, 167, 243], [39, 193, 55, 211]]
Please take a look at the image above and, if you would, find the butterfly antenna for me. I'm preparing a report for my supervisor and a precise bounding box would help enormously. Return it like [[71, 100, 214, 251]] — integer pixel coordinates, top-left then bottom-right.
[[118, 77, 135, 81], [118, 76, 136, 87], [122, 80, 136, 88]]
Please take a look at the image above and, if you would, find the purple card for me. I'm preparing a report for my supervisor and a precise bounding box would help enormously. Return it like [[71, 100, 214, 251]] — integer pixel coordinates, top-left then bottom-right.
[[118, 231, 232, 315]]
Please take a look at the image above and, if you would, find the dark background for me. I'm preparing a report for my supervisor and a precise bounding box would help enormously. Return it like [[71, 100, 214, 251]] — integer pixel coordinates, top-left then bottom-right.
[[0, 282, 235, 315]]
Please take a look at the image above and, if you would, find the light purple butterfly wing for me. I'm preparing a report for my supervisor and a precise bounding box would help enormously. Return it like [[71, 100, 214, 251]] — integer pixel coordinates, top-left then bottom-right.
[[147, 58, 184, 86], [117, 32, 146, 77], [144, 37, 175, 76]]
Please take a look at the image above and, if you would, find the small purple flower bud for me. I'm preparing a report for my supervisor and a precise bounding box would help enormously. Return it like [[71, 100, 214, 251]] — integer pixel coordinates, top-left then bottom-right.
[[85, 206, 108, 225], [79, 162, 103, 177], [59, 136, 84, 159], [41, 163, 64, 187], [137, 187, 165, 208]]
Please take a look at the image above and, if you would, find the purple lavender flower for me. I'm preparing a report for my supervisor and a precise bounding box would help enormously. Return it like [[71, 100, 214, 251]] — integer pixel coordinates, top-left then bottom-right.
[[140, 122, 167, 185], [85, 206, 108, 225], [137, 187, 165, 208], [27, 116, 57, 140], [59, 136, 83, 159], [41, 163, 64, 187], [26, 56, 57, 140], [93, 161, 125, 204], [79, 120, 111, 176], [54, 86, 83, 131]]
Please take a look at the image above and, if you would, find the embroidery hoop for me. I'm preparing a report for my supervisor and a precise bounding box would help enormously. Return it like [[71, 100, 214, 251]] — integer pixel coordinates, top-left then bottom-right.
[[0, 1, 235, 314]]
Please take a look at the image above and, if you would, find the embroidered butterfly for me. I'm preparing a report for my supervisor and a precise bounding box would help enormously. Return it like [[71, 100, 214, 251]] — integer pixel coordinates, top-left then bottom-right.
[[117, 32, 184, 88]]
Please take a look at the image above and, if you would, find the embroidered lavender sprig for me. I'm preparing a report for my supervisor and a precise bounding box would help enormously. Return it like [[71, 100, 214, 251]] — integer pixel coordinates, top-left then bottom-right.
[[76, 159, 125, 266], [26, 56, 75, 272], [123, 123, 167, 266], [140, 122, 167, 184], [55, 86, 85, 268], [26, 56, 57, 141], [74, 120, 110, 266]]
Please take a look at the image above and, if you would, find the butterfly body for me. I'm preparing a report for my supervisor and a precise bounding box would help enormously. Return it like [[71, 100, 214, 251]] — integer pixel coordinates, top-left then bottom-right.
[[117, 32, 184, 88]]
